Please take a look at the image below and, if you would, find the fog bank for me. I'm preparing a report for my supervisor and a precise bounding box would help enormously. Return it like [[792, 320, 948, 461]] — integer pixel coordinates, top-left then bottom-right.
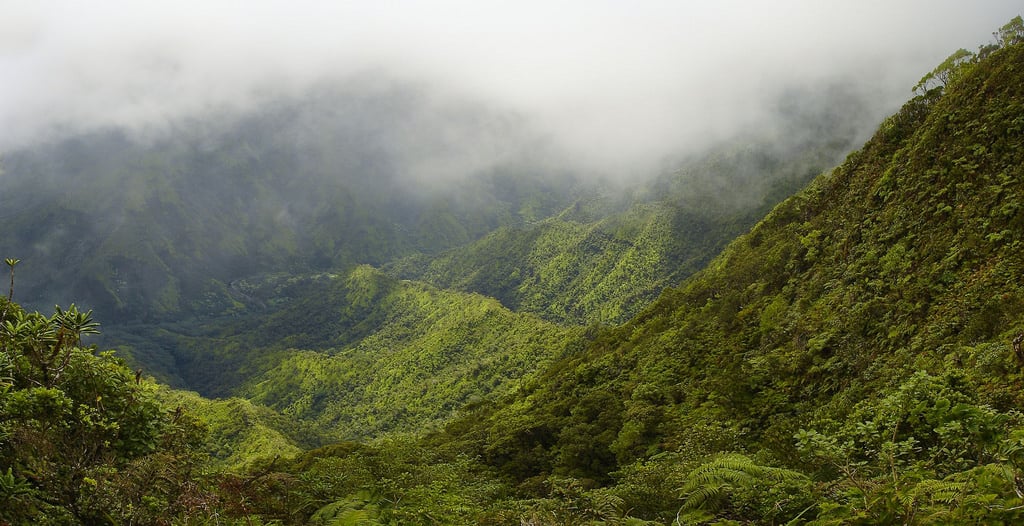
[[1, 1, 1020, 177]]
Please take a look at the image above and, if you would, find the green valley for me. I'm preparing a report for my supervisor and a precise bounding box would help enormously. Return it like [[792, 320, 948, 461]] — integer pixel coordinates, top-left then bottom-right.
[[2, 13, 1024, 526], [109, 265, 583, 438]]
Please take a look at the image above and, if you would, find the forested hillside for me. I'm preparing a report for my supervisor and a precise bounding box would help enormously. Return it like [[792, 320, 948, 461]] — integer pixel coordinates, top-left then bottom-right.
[[430, 21, 1024, 523], [3, 15, 1024, 526], [390, 114, 859, 326], [105, 266, 583, 438], [0, 71, 870, 428]]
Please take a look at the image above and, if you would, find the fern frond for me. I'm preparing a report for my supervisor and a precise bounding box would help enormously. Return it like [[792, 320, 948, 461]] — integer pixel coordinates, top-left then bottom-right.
[[909, 478, 966, 506], [678, 453, 809, 512]]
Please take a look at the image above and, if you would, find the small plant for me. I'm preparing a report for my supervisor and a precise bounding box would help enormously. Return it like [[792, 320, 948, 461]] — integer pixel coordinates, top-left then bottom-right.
[[4, 258, 18, 302]]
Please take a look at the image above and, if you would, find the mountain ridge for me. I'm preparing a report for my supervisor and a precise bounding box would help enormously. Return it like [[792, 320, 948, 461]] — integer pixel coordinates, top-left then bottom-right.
[[426, 30, 1024, 523], [3, 17, 1023, 524]]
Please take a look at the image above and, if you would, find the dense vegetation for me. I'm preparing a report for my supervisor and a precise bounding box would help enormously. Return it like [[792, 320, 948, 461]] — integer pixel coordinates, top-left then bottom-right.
[[0, 294, 211, 524], [223, 266, 581, 438], [0, 76, 865, 330], [429, 20, 1024, 523], [2, 16, 1023, 525], [388, 87, 867, 326], [103, 266, 583, 439], [390, 150, 825, 327]]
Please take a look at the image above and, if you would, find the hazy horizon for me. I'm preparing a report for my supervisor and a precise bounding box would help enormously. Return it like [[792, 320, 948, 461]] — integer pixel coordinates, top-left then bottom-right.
[[2, 1, 1021, 178]]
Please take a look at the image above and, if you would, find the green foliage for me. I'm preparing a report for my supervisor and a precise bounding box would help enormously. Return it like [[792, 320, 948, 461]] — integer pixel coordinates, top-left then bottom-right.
[[914, 48, 975, 95], [392, 130, 854, 326], [6, 17, 1024, 526], [4, 258, 18, 306], [215, 436, 519, 525], [436, 27, 1024, 524], [794, 371, 1024, 524], [155, 388, 314, 471], [605, 453, 696, 522], [677, 453, 814, 524], [120, 266, 582, 439], [0, 299, 217, 524], [310, 492, 382, 526], [994, 15, 1024, 47]]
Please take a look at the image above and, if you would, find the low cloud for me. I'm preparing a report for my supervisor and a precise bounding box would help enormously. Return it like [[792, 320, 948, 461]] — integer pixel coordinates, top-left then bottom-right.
[[1, 1, 1020, 177]]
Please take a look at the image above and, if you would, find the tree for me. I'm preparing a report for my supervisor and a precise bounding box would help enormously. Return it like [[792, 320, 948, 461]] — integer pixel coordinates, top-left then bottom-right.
[[1, 258, 18, 324], [0, 299, 213, 524], [913, 49, 975, 95], [4, 258, 18, 302], [994, 15, 1024, 47]]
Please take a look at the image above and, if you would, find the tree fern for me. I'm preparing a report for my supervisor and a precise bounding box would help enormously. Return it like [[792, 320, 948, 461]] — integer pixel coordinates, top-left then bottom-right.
[[678, 453, 809, 512]]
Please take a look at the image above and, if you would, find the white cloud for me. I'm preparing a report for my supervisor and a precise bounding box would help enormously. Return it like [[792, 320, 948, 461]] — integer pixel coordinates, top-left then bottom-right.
[[1, 0, 1020, 174]]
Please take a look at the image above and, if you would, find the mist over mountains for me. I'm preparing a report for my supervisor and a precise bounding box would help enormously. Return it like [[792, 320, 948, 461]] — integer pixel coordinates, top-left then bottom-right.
[[0, 79, 584, 320], [4, 4, 1024, 525], [0, 69, 877, 325], [3, 2, 1020, 170]]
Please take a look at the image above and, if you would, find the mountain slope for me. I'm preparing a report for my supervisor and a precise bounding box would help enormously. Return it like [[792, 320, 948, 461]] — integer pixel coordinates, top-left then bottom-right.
[[390, 147, 836, 326], [109, 266, 582, 438], [238, 266, 583, 438], [389, 87, 871, 326], [139, 25, 1024, 523], [435, 31, 1024, 523], [6, 19, 1024, 526], [154, 388, 323, 470]]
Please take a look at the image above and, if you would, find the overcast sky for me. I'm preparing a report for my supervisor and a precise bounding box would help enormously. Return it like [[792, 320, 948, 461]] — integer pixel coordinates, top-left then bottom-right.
[[1, 1, 1020, 175]]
